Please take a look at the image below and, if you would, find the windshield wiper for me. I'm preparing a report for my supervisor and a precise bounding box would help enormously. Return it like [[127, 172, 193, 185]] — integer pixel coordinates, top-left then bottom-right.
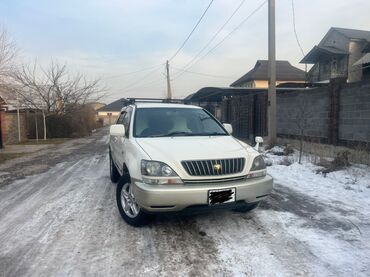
[[166, 131, 194, 137], [145, 131, 227, 137], [200, 132, 227, 136]]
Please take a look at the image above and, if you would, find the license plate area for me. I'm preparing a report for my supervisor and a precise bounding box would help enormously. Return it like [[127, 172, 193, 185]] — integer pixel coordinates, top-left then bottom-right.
[[208, 188, 236, 205]]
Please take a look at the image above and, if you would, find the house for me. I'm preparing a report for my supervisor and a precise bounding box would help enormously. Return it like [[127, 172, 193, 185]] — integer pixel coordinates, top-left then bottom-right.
[[230, 60, 306, 88], [0, 85, 28, 147], [88, 102, 106, 111], [96, 98, 128, 125], [301, 27, 370, 83]]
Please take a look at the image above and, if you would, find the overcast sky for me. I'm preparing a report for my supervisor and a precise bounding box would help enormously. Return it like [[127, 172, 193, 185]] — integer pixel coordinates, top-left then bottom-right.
[[1, 0, 369, 102]]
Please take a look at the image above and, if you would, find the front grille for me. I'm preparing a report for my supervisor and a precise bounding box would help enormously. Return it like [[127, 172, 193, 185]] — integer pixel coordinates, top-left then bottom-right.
[[182, 158, 245, 176]]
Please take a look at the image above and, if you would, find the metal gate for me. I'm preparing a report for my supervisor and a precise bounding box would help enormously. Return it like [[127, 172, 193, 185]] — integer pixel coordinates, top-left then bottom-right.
[[222, 93, 267, 141]]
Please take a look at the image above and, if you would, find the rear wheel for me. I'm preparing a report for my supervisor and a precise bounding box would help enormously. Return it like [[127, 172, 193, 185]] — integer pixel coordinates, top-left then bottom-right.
[[109, 151, 120, 183], [233, 202, 259, 213], [116, 174, 151, 227]]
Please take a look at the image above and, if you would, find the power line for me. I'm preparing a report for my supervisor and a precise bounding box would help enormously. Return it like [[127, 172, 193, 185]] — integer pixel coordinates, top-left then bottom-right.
[[291, 0, 305, 57], [173, 0, 247, 78], [173, 0, 267, 80], [291, 0, 307, 81], [121, 65, 164, 91], [104, 64, 162, 79], [124, 76, 166, 93], [168, 0, 215, 62], [171, 66, 236, 79]]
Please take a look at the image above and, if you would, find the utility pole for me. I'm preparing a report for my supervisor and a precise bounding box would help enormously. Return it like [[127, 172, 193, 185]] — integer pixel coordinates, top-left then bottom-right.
[[16, 92, 21, 142], [166, 60, 172, 99], [267, 0, 277, 144]]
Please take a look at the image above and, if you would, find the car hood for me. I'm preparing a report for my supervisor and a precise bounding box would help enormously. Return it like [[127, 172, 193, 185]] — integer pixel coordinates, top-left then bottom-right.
[[135, 136, 254, 162]]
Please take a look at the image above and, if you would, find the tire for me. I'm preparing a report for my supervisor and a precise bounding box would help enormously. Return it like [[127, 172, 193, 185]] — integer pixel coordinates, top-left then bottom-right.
[[233, 202, 259, 213], [116, 174, 151, 227], [109, 151, 120, 183]]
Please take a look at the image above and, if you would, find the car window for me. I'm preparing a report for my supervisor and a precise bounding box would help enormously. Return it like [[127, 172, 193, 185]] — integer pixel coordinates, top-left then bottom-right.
[[117, 112, 125, 124], [133, 108, 228, 138], [122, 107, 132, 137]]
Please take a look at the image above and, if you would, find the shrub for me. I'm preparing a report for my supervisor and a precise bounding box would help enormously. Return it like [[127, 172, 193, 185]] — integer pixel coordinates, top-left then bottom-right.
[[279, 157, 293, 166], [283, 144, 295, 156], [27, 104, 100, 139], [317, 150, 351, 174], [332, 150, 351, 169]]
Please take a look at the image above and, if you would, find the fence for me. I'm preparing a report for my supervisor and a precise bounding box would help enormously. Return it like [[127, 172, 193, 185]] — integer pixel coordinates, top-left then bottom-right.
[[221, 93, 267, 141], [277, 78, 370, 149], [221, 79, 370, 149]]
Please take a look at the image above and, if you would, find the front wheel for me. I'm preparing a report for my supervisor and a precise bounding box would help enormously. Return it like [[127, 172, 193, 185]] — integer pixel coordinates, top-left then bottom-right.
[[116, 174, 151, 227]]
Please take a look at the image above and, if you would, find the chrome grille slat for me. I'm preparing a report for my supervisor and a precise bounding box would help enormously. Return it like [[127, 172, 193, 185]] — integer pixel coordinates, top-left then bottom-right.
[[194, 161, 202, 175], [192, 161, 200, 175], [199, 161, 207, 175], [205, 160, 211, 175], [183, 162, 192, 175], [188, 162, 196, 175], [182, 158, 245, 176]]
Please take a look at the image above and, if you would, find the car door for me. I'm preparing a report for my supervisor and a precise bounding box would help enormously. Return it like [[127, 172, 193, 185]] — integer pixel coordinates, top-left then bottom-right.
[[115, 107, 133, 172], [111, 110, 126, 172]]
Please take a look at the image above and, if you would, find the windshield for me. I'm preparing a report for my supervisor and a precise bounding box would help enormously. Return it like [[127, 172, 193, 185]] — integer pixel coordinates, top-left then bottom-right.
[[134, 108, 228, 137]]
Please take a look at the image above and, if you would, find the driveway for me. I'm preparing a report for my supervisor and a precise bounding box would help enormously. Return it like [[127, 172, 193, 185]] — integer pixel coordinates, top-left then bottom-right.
[[0, 129, 369, 276]]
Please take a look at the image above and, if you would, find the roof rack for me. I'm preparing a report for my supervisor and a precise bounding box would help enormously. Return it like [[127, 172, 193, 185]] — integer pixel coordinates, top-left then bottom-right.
[[126, 98, 189, 105]]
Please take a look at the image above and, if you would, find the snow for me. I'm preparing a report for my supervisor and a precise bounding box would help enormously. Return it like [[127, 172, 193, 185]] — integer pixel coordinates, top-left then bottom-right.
[[265, 146, 370, 216], [261, 146, 370, 276], [1, 133, 370, 276]]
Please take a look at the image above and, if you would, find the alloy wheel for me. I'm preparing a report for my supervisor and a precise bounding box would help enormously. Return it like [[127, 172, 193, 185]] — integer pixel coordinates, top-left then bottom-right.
[[120, 182, 140, 218]]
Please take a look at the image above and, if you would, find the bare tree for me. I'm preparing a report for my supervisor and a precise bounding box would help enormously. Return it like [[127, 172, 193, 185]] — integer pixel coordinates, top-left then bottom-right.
[[281, 93, 314, 164], [291, 94, 314, 164], [12, 60, 106, 140], [0, 28, 17, 83]]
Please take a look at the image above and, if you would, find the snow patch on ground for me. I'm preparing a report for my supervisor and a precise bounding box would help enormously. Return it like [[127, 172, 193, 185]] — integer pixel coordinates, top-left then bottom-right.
[[98, 134, 109, 144], [258, 146, 370, 276], [265, 147, 370, 216]]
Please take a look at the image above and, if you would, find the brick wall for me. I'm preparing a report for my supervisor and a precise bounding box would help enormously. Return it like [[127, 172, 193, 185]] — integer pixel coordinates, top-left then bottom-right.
[[277, 80, 370, 147], [339, 83, 370, 142], [277, 88, 330, 139], [2, 111, 28, 144]]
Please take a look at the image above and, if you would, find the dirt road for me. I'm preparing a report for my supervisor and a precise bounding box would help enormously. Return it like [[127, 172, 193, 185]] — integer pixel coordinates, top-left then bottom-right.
[[0, 129, 369, 276]]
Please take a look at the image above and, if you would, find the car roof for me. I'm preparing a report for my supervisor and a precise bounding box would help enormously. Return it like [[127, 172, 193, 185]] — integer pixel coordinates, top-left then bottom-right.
[[122, 102, 202, 111]]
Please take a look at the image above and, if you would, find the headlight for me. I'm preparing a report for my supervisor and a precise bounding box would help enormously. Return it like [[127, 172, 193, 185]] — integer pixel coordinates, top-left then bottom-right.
[[141, 160, 178, 177], [250, 155, 266, 171], [247, 155, 267, 179]]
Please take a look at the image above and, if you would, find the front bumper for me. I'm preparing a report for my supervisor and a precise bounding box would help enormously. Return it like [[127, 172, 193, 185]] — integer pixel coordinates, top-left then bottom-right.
[[132, 175, 273, 213]]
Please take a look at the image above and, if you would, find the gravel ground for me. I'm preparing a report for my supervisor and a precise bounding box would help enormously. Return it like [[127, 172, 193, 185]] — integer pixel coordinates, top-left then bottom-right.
[[0, 129, 369, 276]]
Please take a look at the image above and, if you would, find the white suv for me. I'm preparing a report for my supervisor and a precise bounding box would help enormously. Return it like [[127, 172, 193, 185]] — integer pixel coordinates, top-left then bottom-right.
[[109, 99, 273, 226]]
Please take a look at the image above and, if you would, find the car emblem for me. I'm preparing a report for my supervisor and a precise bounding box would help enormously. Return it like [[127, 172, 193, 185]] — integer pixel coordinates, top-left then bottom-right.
[[214, 163, 222, 172]]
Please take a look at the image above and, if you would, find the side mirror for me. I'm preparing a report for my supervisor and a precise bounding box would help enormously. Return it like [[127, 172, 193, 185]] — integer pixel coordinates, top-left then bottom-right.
[[110, 124, 125, 137], [223, 123, 233, 134], [254, 136, 263, 151]]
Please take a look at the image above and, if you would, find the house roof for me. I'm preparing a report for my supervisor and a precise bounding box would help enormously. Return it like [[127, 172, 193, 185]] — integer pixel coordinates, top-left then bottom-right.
[[0, 85, 18, 110], [332, 27, 370, 41], [354, 53, 370, 65], [186, 86, 311, 102], [230, 60, 306, 87], [96, 98, 128, 112], [300, 45, 347, 63], [301, 27, 370, 64]]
